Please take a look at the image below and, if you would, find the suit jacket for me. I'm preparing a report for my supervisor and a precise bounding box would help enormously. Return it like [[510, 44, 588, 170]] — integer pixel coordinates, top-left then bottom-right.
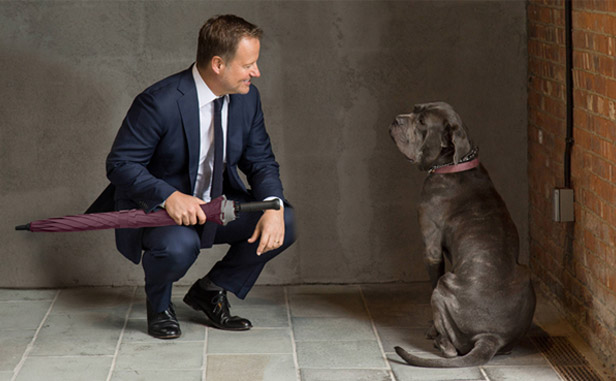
[[88, 66, 284, 264]]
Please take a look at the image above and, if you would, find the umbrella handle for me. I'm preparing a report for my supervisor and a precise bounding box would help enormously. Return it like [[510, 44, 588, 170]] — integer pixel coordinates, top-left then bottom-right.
[[15, 224, 31, 231], [235, 199, 281, 213], [218, 198, 281, 225]]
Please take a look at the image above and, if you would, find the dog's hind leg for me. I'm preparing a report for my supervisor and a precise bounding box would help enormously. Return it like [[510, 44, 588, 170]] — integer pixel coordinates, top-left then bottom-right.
[[435, 334, 457, 358]]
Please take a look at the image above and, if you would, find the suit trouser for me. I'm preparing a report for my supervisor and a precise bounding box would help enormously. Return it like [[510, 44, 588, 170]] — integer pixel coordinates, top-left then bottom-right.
[[141, 194, 295, 313]]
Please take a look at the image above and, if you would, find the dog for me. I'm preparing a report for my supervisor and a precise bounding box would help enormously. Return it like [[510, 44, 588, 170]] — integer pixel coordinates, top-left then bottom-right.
[[388, 102, 535, 367]]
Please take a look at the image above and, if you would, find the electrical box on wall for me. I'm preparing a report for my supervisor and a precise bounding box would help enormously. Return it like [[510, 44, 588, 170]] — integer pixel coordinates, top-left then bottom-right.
[[553, 188, 575, 222]]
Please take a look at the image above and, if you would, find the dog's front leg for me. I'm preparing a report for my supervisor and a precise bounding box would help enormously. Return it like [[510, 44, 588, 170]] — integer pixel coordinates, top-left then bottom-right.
[[419, 213, 445, 289], [426, 256, 445, 290]]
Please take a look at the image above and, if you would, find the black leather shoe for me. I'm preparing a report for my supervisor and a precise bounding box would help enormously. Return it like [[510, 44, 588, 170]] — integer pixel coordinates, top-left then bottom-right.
[[183, 283, 252, 331], [147, 301, 181, 339]]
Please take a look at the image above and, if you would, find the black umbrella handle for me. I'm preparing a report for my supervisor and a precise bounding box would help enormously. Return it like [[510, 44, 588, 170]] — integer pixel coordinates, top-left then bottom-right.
[[235, 199, 281, 213], [15, 224, 31, 231]]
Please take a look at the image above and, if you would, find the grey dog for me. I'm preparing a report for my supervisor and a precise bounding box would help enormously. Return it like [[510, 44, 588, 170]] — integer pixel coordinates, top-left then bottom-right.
[[389, 102, 536, 367]]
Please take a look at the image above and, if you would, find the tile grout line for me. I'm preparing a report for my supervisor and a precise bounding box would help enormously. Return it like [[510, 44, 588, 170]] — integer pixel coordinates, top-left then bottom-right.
[[11, 290, 60, 381], [202, 327, 209, 381], [105, 286, 137, 381], [479, 367, 491, 380], [358, 286, 397, 381], [284, 287, 302, 381]]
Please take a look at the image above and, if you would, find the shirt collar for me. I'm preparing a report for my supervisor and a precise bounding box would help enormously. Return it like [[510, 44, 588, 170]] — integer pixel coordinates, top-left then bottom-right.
[[192, 63, 220, 108]]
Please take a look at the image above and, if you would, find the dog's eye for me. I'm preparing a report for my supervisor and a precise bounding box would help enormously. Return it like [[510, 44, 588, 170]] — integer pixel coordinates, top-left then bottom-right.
[[418, 116, 425, 126]]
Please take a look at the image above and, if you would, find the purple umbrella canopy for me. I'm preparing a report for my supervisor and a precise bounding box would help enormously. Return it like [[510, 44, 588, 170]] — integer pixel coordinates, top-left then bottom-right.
[[16, 196, 280, 233]]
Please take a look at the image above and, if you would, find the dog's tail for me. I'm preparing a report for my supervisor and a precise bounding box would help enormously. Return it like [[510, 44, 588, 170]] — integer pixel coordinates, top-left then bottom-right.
[[394, 334, 501, 368]]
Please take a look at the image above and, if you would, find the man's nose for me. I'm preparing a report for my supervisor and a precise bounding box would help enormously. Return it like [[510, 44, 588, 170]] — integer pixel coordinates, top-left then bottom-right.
[[251, 63, 261, 78]]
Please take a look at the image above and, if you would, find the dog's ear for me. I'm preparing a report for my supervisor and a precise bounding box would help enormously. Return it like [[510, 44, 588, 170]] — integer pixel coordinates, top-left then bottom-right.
[[448, 122, 471, 164]]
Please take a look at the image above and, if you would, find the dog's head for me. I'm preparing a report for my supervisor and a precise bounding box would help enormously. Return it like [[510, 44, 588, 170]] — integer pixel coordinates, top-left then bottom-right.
[[389, 102, 473, 171]]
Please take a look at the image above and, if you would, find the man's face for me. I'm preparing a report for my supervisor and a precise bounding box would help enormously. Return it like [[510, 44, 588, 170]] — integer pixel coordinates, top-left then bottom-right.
[[219, 37, 261, 95]]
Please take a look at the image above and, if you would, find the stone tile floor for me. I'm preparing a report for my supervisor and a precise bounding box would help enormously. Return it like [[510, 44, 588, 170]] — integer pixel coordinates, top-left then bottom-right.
[[0, 283, 611, 381]]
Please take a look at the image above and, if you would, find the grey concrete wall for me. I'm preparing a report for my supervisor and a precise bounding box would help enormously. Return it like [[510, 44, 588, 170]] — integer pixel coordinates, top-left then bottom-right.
[[1, 0, 528, 288]]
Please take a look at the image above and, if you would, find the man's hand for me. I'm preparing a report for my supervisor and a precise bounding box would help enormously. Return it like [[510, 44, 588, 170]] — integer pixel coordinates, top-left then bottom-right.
[[164, 191, 207, 226], [248, 208, 285, 255]]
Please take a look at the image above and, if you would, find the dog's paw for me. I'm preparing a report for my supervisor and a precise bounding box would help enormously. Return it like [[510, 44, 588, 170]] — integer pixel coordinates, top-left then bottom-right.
[[425, 325, 437, 339]]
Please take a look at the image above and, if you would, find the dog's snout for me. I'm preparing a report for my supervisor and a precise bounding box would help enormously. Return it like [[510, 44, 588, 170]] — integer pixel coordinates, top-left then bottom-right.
[[392, 116, 407, 127]]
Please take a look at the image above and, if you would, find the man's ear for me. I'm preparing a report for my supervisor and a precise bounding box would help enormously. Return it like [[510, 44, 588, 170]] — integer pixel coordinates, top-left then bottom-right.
[[211, 56, 225, 74], [448, 123, 471, 164]]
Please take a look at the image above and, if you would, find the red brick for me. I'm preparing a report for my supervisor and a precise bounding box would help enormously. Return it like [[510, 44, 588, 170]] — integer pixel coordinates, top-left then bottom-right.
[[539, 4, 559, 25], [529, 22, 564, 45], [597, 55, 615, 79], [584, 228, 598, 251], [573, 125, 593, 150], [576, 11, 616, 35], [585, 0, 616, 13], [607, 77, 616, 100], [591, 155, 612, 179], [590, 170, 616, 203], [530, 56, 567, 82], [586, 250, 608, 285], [582, 188, 601, 216], [573, 11, 594, 32], [573, 51, 594, 72], [573, 30, 591, 50]]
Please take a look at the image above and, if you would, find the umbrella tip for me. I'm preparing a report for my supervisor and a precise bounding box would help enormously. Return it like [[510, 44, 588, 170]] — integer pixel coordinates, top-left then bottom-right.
[[15, 224, 31, 231]]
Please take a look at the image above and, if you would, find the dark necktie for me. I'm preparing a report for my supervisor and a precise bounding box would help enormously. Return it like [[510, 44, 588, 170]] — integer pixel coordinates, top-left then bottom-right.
[[211, 97, 224, 198], [201, 96, 224, 246]]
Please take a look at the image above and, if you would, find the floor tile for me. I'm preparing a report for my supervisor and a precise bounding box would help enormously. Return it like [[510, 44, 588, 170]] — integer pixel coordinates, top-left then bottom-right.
[[208, 328, 293, 354], [52, 287, 134, 314], [31, 311, 124, 356], [0, 289, 57, 302], [111, 369, 202, 381], [0, 301, 52, 331], [288, 293, 367, 318], [232, 305, 290, 328], [483, 366, 565, 381], [287, 285, 361, 295], [296, 340, 386, 369], [127, 300, 147, 319], [15, 356, 112, 381], [300, 368, 392, 381], [0, 371, 12, 381], [114, 342, 204, 371], [292, 317, 375, 342], [228, 285, 286, 306], [0, 329, 35, 371], [206, 354, 296, 381]]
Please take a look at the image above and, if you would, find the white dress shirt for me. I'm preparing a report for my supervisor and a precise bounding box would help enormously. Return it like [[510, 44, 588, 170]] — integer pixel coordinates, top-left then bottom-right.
[[192, 64, 229, 202]]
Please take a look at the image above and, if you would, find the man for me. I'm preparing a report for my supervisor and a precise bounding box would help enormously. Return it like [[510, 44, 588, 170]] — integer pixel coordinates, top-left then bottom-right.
[[89, 15, 295, 339]]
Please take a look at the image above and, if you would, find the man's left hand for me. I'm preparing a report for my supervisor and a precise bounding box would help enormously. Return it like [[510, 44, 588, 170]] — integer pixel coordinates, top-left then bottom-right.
[[247, 208, 285, 255]]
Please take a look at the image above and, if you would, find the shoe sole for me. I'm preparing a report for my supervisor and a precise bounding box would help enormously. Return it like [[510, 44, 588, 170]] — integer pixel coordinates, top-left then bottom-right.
[[148, 330, 181, 340], [183, 293, 251, 331]]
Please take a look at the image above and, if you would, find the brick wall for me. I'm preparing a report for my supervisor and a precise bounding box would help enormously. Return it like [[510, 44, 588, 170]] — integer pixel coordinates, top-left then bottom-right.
[[528, 0, 616, 371]]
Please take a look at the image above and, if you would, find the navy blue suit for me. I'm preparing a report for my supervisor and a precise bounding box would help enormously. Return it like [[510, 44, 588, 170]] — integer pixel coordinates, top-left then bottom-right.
[[91, 66, 295, 312]]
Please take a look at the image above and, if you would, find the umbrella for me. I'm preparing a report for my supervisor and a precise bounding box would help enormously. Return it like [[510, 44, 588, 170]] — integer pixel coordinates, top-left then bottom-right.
[[15, 195, 280, 232]]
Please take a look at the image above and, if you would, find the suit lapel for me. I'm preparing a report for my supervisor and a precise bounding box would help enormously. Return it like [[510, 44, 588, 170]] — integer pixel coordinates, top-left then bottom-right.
[[177, 68, 200, 193], [226, 95, 243, 165]]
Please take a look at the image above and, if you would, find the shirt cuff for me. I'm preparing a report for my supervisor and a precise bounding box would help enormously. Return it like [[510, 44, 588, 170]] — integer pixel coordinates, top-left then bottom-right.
[[263, 196, 283, 210]]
